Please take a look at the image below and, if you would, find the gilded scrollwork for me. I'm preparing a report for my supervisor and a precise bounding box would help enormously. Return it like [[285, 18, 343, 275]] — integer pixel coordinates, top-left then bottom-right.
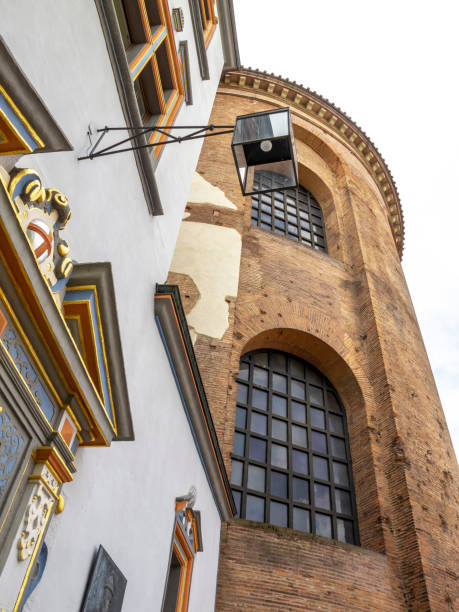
[[18, 481, 54, 561], [176, 486, 202, 553], [45, 188, 71, 229], [38, 464, 59, 494], [7, 167, 73, 307]]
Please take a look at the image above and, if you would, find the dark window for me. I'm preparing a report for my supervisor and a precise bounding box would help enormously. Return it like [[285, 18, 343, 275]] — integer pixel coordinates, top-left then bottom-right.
[[113, 0, 183, 133], [250, 173, 327, 253], [113, 0, 132, 49], [163, 550, 182, 612], [197, 0, 217, 46], [231, 349, 359, 545]]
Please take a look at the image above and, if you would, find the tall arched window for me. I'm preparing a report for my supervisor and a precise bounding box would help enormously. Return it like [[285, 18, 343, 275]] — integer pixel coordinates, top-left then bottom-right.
[[250, 173, 327, 252], [231, 349, 358, 545]]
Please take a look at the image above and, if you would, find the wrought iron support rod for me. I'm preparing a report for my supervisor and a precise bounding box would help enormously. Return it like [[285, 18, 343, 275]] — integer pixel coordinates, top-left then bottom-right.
[[96, 124, 235, 131], [90, 125, 163, 158], [78, 129, 235, 160], [88, 128, 108, 158]]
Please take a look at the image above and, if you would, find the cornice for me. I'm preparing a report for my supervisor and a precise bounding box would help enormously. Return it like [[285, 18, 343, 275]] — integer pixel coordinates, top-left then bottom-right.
[[220, 68, 404, 258], [155, 284, 236, 521]]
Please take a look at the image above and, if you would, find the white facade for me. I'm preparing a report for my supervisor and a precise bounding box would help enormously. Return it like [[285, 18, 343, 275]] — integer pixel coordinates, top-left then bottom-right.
[[0, 1, 238, 610]]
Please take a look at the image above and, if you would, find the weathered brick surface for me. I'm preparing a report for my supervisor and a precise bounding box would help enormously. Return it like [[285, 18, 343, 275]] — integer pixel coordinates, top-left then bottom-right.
[[167, 271, 200, 314], [216, 521, 404, 611], [169, 88, 459, 610]]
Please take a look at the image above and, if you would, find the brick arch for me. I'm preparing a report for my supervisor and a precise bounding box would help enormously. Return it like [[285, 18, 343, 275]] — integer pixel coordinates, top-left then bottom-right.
[[297, 161, 344, 262], [242, 327, 366, 414], [225, 308, 386, 552], [232, 297, 369, 401]]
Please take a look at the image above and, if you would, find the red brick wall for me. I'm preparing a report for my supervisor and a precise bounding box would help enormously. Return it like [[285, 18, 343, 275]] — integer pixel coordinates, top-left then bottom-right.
[[217, 520, 404, 611], [168, 88, 459, 610]]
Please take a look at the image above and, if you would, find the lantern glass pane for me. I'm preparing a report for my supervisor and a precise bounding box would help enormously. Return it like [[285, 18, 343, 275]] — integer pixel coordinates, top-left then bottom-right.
[[246, 162, 296, 195], [232, 109, 289, 144], [231, 108, 298, 195]]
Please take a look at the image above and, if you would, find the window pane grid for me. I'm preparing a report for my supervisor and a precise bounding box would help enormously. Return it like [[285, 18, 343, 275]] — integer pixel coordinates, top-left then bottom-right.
[[231, 350, 358, 544], [116, 0, 183, 151], [251, 174, 327, 253]]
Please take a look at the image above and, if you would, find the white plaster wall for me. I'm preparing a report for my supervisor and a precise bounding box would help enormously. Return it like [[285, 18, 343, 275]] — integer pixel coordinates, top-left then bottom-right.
[[0, 0, 227, 610], [0, 0, 225, 284], [24, 347, 222, 612]]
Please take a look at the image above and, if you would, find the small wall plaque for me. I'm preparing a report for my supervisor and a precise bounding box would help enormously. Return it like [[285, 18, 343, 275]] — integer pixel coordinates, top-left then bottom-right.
[[81, 546, 127, 612]]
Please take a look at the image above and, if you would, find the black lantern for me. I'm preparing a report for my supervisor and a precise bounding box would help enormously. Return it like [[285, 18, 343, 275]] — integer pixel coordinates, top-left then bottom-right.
[[231, 107, 298, 196]]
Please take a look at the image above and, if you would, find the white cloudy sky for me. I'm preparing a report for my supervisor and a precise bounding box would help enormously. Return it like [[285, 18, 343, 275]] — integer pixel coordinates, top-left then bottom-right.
[[233, 0, 459, 458]]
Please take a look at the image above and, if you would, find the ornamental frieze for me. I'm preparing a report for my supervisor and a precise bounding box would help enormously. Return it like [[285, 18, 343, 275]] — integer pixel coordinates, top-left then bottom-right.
[[0, 404, 25, 500]]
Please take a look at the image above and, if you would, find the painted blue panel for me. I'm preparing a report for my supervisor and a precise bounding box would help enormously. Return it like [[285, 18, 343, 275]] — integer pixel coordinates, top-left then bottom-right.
[[0, 91, 39, 152], [18, 543, 48, 611], [8, 173, 39, 202], [1, 327, 55, 422], [0, 408, 26, 496], [70, 434, 79, 455], [63, 288, 114, 425], [50, 277, 70, 295]]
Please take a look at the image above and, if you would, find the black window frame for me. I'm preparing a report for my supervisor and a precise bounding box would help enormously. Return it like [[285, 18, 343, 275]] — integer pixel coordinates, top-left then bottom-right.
[[231, 349, 359, 545]]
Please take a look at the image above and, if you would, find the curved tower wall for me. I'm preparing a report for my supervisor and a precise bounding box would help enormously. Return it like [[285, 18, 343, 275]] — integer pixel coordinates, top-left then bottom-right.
[[168, 71, 459, 610]]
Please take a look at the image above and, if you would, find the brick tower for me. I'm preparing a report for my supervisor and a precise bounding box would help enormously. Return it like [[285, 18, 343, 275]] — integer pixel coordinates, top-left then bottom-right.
[[168, 68, 459, 610]]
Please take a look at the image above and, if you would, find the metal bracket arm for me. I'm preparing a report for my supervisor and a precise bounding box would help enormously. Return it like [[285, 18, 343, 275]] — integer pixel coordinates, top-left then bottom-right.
[[78, 124, 235, 160]]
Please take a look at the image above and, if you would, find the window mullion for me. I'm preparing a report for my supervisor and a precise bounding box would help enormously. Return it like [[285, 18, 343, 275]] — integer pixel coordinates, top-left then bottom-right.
[[232, 349, 356, 542], [137, 0, 153, 40], [129, 43, 154, 79], [151, 54, 166, 115], [199, 0, 209, 28]]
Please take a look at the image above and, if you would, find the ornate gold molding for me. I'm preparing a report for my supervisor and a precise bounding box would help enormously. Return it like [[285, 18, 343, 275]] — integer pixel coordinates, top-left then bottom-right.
[[5, 167, 73, 304], [18, 464, 57, 561], [220, 69, 404, 257]]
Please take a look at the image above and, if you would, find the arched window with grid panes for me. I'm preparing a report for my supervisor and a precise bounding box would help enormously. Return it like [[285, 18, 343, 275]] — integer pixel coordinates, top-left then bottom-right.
[[250, 172, 327, 252], [231, 349, 359, 545]]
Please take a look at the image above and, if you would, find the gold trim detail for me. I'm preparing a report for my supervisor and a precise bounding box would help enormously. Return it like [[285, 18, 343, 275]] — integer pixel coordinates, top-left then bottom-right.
[[34, 445, 74, 483], [14, 472, 54, 610], [55, 494, 65, 514], [8, 168, 45, 203], [0, 173, 110, 446], [0, 85, 45, 150], [28, 473, 59, 499], [64, 285, 117, 433]]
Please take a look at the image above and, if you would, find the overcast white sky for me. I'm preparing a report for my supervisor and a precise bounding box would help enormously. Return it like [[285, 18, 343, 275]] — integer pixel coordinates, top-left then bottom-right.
[[233, 0, 459, 459]]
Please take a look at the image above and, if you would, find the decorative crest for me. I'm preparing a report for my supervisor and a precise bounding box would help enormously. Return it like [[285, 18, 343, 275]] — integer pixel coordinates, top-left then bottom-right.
[[7, 168, 72, 306]]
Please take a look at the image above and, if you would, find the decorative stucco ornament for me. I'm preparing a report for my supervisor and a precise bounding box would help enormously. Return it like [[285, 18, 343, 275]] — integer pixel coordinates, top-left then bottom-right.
[[176, 485, 197, 508], [18, 481, 54, 561], [7, 167, 72, 308], [176, 486, 202, 552]]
